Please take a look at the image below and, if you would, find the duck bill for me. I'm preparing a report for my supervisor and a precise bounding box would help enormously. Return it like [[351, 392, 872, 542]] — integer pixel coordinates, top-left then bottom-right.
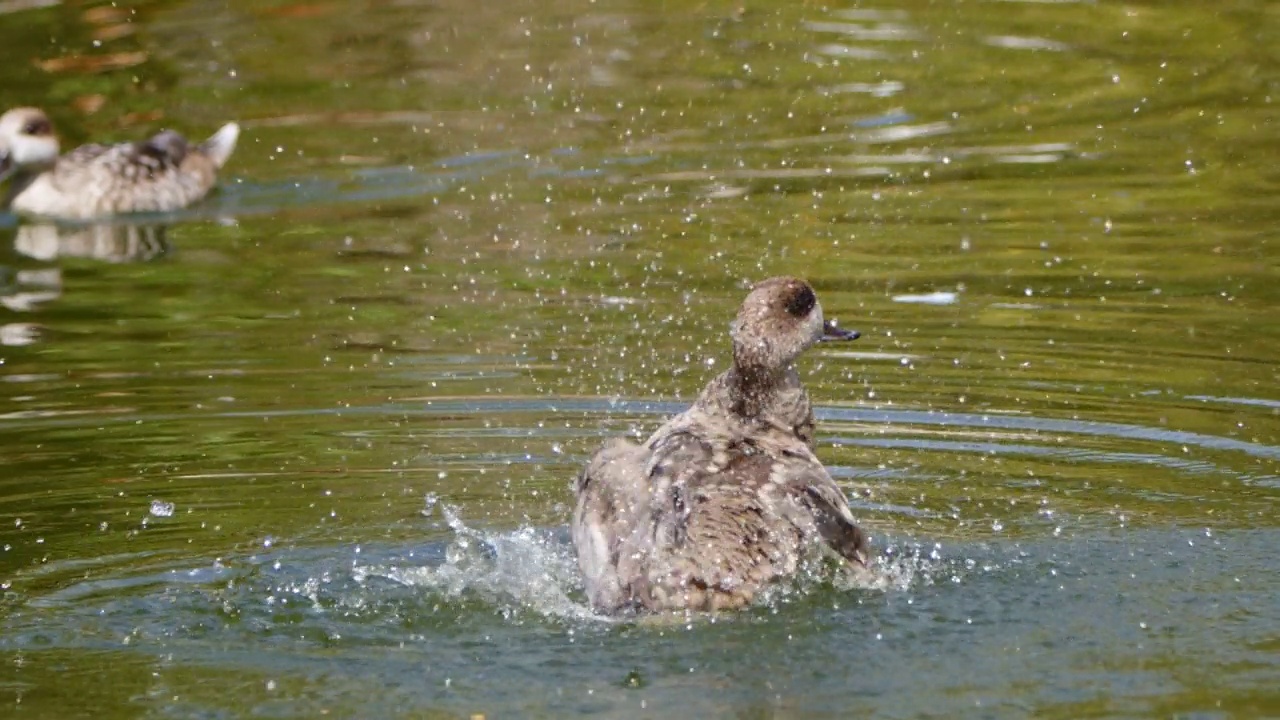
[[820, 320, 860, 342]]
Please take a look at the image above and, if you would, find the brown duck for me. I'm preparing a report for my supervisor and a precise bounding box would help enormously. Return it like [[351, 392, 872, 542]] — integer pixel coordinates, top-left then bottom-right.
[[573, 277, 870, 613]]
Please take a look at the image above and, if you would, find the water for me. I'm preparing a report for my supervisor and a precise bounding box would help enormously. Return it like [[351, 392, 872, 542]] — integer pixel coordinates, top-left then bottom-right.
[[1, 0, 1278, 716]]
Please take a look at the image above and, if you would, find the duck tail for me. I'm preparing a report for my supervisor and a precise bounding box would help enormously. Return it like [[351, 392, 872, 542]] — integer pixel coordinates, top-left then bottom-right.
[[199, 122, 240, 168]]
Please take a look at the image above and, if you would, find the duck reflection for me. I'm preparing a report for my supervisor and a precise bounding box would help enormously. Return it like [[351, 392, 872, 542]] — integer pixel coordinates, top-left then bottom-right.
[[14, 220, 169, 263], [1, 219, 170, 346], [0, 257, 56, 345]]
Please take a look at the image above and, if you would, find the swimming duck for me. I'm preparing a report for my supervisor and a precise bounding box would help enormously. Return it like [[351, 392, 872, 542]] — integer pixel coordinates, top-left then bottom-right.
[[573, 276, 870, 613], [0, 107, 239, 220]]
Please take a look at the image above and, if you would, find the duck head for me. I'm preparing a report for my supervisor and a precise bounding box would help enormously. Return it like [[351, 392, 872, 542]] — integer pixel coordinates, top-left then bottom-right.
[[730, 276, 859, 372], [0, 108, 61, 183]]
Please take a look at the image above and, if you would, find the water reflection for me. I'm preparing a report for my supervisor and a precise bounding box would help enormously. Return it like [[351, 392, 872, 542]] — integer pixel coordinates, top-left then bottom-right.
[[0, 220, 169, 346], [0, 320, 38, 345], [0, 265, 58, 313], [13, 221, 169, 263]]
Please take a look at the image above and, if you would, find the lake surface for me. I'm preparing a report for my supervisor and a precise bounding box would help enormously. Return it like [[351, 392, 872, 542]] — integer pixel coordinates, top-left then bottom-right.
[[1, 0, 1277, 717]]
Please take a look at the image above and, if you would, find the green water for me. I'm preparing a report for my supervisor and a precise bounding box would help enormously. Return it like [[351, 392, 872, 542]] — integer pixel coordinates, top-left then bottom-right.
[[1, 0, 1277, 717]]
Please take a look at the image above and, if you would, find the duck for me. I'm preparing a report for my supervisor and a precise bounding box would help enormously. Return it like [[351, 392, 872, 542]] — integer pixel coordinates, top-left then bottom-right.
[[573, 276, 870, 614], [0, 107, 239, 220]]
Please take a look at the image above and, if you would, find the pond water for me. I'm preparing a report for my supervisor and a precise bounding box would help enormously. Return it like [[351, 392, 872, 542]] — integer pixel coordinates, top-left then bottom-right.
[[1, 0, 1277, 717]]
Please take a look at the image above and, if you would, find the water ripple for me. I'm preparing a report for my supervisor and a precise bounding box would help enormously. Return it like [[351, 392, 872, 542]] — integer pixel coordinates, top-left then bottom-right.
[[3, 397, 1274, 464]]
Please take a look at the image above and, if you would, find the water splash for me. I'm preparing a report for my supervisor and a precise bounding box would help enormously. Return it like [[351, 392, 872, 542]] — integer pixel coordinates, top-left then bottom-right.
[[12, 501, 988, 652], [355, 501, 601, 622], [355, 501, 956, 623]]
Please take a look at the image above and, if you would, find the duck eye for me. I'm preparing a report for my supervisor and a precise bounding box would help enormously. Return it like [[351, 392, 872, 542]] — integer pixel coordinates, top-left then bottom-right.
[[22, 119, 52, 136], [784, 285, 816, 317]]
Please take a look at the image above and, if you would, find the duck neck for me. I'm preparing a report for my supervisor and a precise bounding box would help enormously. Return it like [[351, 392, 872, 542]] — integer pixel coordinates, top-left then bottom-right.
[[727, 362, 790, 420]]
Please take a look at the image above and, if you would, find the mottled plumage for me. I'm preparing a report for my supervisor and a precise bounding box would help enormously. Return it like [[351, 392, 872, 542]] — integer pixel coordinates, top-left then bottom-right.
[[573, 277, 870, 614], [0, 107, 239, 220]]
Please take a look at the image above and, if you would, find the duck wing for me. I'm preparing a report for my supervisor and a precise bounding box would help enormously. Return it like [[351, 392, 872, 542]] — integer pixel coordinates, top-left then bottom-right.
[[572, 437, 650, 611], [620, 433, 809, 611], [47, 143, 115, 186], [574, 429, 727, 613], [52, 138, 181, 186], [790, 467, 870, 567], [575, 427, 869, 613], [135, 130, 191, 167], [647, 437, 870, 609], [58, 143, 112, 166]]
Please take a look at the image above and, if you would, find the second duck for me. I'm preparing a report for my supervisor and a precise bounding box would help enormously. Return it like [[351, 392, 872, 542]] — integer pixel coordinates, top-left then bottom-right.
[[0, 107, 239, 220]]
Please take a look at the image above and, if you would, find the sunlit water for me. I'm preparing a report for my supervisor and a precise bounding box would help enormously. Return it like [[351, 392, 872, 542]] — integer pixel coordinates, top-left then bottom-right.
[[1, 0, 1278, 717]]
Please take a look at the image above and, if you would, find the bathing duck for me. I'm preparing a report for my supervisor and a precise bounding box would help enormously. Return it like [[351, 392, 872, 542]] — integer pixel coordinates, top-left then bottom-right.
[[573, 276, 870, 613], [0, 107, 239, 220]]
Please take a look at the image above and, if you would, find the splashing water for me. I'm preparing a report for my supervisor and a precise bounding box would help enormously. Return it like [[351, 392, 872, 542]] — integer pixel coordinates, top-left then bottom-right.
[[353, 499, 958, 624], [355, 500, 603, 622], [18, 495, 993, 651]]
